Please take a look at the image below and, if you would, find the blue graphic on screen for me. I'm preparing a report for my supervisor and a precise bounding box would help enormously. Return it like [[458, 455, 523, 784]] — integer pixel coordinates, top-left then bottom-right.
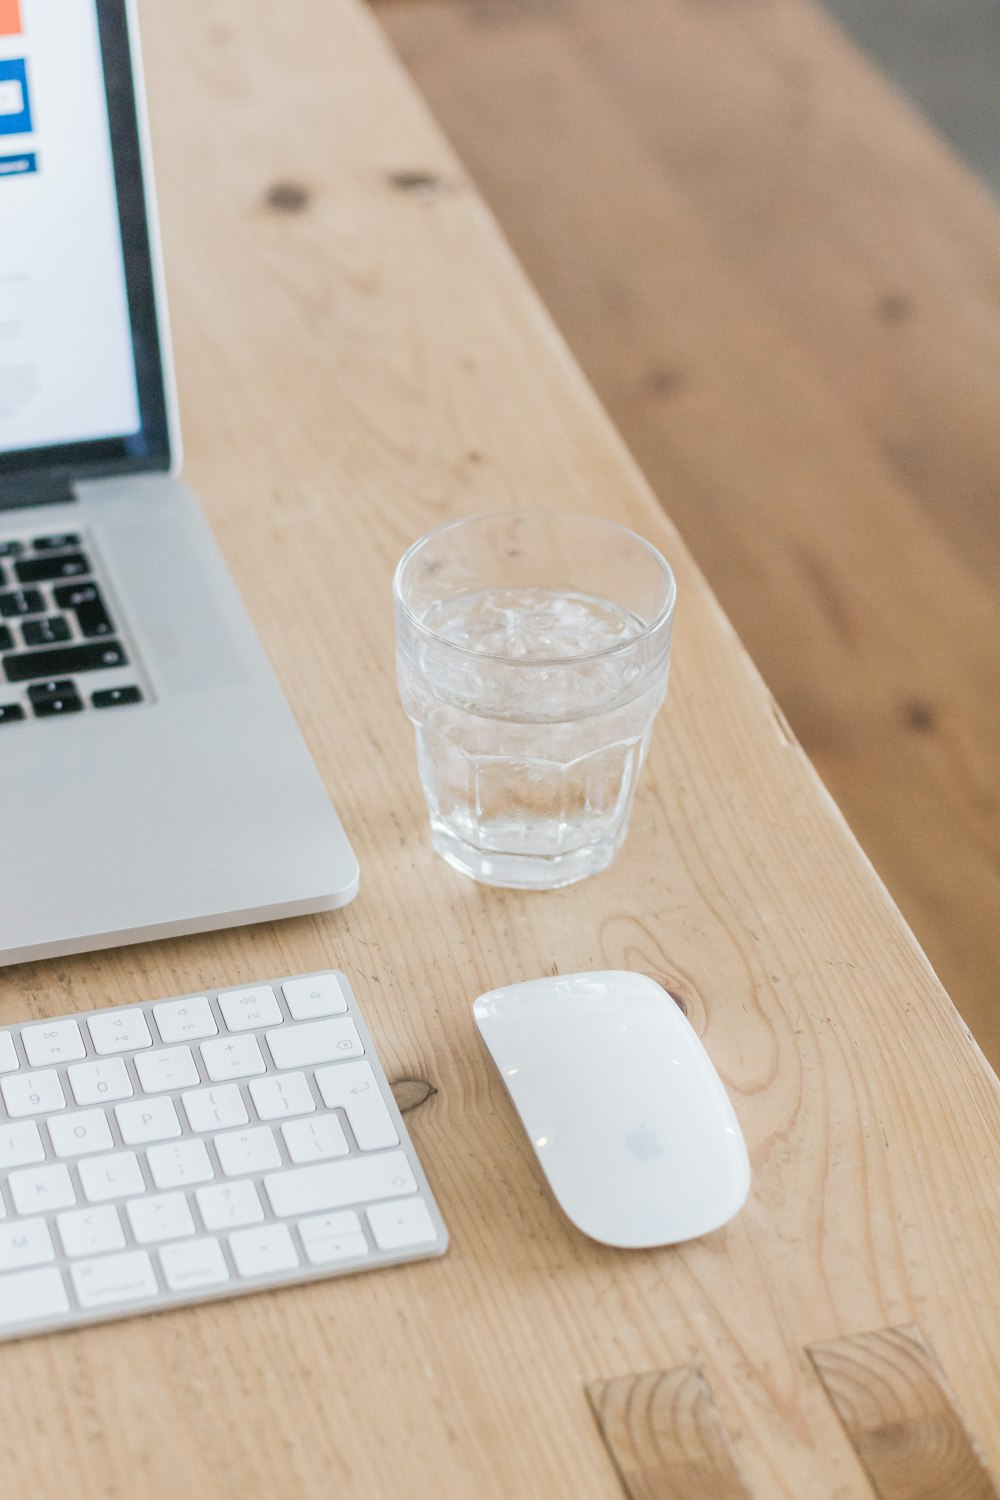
[[0, 58, 31, 136]]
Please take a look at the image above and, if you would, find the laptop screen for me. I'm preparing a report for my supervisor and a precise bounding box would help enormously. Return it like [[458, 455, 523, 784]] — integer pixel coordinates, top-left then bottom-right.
[[0, 0, 170, 490]]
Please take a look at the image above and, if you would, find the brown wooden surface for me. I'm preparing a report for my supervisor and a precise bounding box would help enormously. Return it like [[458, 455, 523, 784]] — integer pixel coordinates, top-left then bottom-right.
[[588, 1368, 752, 1500], [3, 1, 1000, 1497], [810, 1325, 1000, 1500], [373, 0, 1000, 1067]]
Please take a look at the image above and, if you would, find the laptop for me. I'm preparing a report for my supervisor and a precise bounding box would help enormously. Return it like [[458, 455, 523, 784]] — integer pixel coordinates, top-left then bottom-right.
[[0, 0, 359, 965]]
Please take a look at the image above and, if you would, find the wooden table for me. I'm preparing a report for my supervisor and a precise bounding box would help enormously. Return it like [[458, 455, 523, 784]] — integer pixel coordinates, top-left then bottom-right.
[[5, 2, 1000, 1496]]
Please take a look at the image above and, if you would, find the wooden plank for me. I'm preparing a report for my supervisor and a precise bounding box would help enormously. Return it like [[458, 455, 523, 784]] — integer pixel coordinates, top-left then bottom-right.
[[4, 2, 1000, 1497], [587, 1368, 752, 1500], [810, 1325, 1000, 1500], [372, 0, 1000, 1066]]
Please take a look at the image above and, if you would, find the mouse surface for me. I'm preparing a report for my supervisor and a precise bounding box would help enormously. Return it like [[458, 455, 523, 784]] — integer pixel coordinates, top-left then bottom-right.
[[473, 971, 750, 1248]]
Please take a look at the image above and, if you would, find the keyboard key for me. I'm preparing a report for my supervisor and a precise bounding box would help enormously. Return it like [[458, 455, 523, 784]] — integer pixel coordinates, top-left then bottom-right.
[[127, 1192, 195, 1246], [33, 692, 83, 719], [153, 996, 217, 1045], [0, 541, 24, 558], [2, 1069, 66, 1117], [265, 1018, 364, 1071], [48, 1109, 115, 1159], [27, 678, 73, 703], [182, 1084, 248, 1133], [53, 581, 99, 609], [249, 1072, 315, 1121], [88, 1008, 153, 1056], [217, 985, 282, 1032], [32, 533, 80, 552], [214, 1126, 282, 1177], [9, 1163, 76, 1215], [315, 1062, 399, 1151], [0, 1218, 55, 1272], [14, 552, 91, 583], [297, 1211, 369, 1266], [68, 1056, 133, 1106], [4, 639, 128, 683], [78, 1151, 146, 1203], [76, 600, 115, 638], [0, 589, 44, 618], [0, 1032, 19, 1073], [196, 1180, 264, 1232], [92, 685, 142, 708], [229, 1223, 298, 1279], [146, 1138, 214, 1190], [159, 1236, 228, 1292], [21, 616, 71, 647], [367, 1197, 438, 1252], [115, 1096, 182, 1146], [21, 1018, 85, 1068], [281, 1115, 349, 1164], [282, 973, 349, 1020], [134, 1046, 200, 1093], [0, 626, 10, 650], [263, 1151, 418, 1219], [201, 1034, 266, 1082], [0, 1121, 45, 1169], [0, 1267, 69, 1328], [0, 703, 25, 725], [57, 1205, 126, 1259], [70, 1250, 158, 1309]]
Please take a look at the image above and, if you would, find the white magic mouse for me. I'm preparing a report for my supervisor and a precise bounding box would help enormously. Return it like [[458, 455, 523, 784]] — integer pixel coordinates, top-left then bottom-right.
[[473, 971, 750, 1248]]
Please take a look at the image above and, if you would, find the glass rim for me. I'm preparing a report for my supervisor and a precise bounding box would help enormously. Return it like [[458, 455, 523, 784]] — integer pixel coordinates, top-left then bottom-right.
[[393, 511, 677, 668]]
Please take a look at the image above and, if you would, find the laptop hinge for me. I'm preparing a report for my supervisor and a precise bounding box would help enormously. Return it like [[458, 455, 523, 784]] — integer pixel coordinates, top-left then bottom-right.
[[0, 475, 78, 511]]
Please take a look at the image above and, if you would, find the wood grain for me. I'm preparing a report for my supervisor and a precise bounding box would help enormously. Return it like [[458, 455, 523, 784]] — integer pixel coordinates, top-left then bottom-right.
[[372, 0, 1000, 1066], [587, 1368, 751, 1500], [810, 1325, 1000, 1499], [4, 1, 1000, 1497]]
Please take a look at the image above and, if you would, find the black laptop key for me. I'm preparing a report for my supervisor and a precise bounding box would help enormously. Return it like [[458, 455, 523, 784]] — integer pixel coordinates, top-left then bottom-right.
[[53, 581, 100, 609], [32, 693, 84, 719], [0, 589, 45, 618], [15, 552, 91, 584], [75, 599, 114, 638], [22, 616, 72, 648], [28, 680, 75, 703], [0, 541, 25, 558], [0, 626, 11, 651], [92, 686, 143, 709], [32, 533, 80, 552], [4, 640, 128, 683], [0, 703, 25, 724]]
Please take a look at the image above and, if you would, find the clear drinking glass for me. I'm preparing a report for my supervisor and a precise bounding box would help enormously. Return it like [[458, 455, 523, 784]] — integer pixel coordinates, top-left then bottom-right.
[[394, 512, 676, 890]]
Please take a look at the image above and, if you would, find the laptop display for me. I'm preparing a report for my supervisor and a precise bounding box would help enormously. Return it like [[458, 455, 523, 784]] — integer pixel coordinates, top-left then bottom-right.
[[0, 0, 170, 485]]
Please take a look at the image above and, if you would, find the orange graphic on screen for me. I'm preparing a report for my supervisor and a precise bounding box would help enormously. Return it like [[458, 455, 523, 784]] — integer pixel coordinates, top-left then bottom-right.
[[0, 0, 22, 37]]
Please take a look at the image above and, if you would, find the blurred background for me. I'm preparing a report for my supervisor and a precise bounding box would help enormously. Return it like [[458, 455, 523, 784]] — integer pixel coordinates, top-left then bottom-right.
[[370, 0, 1000, 1063]]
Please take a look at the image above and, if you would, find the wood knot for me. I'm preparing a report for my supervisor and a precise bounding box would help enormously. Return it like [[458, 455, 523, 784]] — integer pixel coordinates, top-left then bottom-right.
[[901, 698, 936, 733], [391, 1078, 438, 1114], [642, 365, 688, 398], [264, 181, 311, 214], [877, 292, 914, 323], [388, 169, 446, 198]]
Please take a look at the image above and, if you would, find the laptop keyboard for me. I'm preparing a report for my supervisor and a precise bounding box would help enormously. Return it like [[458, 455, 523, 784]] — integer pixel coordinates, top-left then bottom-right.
[[0, 532, 145, 723]]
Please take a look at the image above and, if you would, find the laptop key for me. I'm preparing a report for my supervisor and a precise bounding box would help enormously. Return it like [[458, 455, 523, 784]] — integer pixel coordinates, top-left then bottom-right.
[[53, 582, 99, 609], [33, 695, 84, 719], [92, 686, 142, 709], [21, 617, 72, 648], [75, 599, 114, 638], [4, 641, 128, 683], [0, 704, 26, 725], [28, 680, 75, 703], [32, 534, 80, 552], [0, 541, 25, 558], [0, 626, 11, 650], [0, 589, 45, 618], [14, 553, 91, 585]]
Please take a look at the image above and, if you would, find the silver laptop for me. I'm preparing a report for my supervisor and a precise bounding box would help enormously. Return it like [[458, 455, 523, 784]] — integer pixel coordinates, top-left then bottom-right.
[[0, 0, 359, 965]]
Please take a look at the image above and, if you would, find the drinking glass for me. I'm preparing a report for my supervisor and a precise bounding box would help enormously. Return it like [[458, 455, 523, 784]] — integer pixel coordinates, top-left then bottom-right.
[[394, 512, 676, 889]]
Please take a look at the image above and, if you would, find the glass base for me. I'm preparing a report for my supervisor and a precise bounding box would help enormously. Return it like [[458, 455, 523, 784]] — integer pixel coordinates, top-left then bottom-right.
[[429, 820, 620, 890]]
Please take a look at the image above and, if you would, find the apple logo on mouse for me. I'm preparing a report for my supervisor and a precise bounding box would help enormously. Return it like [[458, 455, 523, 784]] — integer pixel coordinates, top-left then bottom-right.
[[626, 1123, 664, 1163]]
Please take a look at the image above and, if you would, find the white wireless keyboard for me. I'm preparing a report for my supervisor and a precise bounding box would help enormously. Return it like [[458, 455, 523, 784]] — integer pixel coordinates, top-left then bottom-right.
[[0, 971, 447, 1341]]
